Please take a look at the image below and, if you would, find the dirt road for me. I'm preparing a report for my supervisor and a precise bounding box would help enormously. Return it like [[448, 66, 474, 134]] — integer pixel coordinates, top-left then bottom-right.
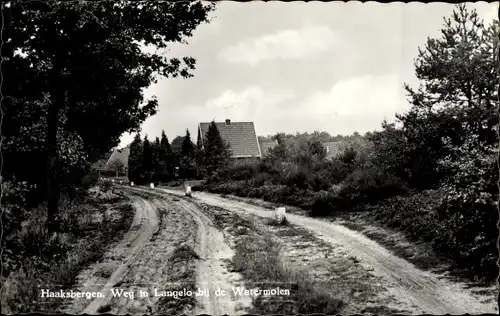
[[65, 195, 160, 314], [65, 186, 251, 315], [158, 188, 498, 315], [174, 198, 252, 315]]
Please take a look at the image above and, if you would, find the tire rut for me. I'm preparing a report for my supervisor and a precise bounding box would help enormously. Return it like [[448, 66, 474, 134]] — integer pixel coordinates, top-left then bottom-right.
[[81, 196, 159, 314], [159, 188, 497, 315]]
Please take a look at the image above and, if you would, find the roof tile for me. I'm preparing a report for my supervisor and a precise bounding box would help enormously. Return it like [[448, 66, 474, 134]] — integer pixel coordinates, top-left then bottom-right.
[[199, 121, 261, 157]]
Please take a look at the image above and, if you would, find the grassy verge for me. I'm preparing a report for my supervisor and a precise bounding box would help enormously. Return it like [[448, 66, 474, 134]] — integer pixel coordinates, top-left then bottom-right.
[[194, 181, 498, 285], [2, 187, 134, 313], [156, 245, 199, 314], [191, 201, 345, 314]]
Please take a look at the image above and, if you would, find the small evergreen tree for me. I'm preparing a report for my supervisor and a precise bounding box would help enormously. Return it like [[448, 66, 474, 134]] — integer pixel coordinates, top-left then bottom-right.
[[203, 121, 231, 176], [160, 130, 173, 182], [142, 135, 153, 182], [180, 129, 195, 179], [152, 137, 161, 182], [128, 133, 143, 183]]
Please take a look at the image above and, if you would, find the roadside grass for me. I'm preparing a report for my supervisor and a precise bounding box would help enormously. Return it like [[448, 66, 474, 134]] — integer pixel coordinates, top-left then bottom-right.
[[192, 202, 345, 315], [265, 216, 289, 226], [124, 185, 408, 313], [156, 244, 199, 314], [336, 212, 498, 295], [2, 188, 134, 313]]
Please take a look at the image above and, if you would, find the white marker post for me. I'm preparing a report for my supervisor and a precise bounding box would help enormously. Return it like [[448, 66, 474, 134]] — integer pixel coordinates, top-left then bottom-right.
[[274, 207, 286, 222]]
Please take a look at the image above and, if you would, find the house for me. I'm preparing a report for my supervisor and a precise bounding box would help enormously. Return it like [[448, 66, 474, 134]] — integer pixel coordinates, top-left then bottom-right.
[[197, 119, 262, 159], [322, 138, 372, 159], [106, 145, 130, 173], [259, 139, 278, 156], [93, 145, 130, 177], [322, 141, 346, 159]]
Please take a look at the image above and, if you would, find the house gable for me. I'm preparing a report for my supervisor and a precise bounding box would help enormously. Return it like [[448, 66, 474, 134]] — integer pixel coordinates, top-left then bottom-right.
[[199, 120, 262, 158]]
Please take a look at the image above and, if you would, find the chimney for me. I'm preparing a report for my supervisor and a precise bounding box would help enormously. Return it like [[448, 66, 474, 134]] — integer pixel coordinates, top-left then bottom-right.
[[225, 119, 231, 125]]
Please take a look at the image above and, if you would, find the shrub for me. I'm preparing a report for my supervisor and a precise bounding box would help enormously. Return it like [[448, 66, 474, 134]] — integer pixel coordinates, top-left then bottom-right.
[[283, 170, 310, 190], [337, 146, 358, 168], [191, 184, 204, 191], [338, 167, 408, 209], [100, 180, 112, 192], [80, 169, 99, 189], [309, 191, 340, 217]]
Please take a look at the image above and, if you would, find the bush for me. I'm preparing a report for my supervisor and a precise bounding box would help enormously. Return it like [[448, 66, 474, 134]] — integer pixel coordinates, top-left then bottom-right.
[[283, 169, 310, 190], [309, 191, 339, 217], [100, 180, 112, 192], [80, 169, 99, 190], [191, 184, 204, 191], [338, 167, 408, 209]]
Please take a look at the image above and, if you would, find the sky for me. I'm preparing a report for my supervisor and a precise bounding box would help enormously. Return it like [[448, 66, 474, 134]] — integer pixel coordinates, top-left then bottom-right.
[[118, 1, 498, 148]]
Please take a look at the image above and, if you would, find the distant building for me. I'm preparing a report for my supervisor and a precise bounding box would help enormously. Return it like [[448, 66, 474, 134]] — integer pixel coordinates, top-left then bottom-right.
[[105, 146, 130, 172], [197, 119, 262, 159], [322, 141, 346, 159], [259, 139, 278, 156], [93, 145, 130, 177]]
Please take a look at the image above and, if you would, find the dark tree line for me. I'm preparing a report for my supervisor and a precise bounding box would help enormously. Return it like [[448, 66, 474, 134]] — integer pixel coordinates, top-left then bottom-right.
[[127, 121, 231, 184]]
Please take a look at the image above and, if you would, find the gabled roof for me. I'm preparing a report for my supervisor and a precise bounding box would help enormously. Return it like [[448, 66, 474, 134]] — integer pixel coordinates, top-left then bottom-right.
[[199, 121, 261, 158], [105, 146, 130, 169], [322, 141, 346, 158], [322, 139, 372, 159], [259, 140, 278, 156]]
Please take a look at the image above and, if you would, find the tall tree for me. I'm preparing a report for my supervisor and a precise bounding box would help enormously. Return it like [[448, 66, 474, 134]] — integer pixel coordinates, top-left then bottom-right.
[[403, 4, 498, 147], [159, 130, 173, 181], [202, 121, 231, 175], [180, 129, 195, 178], [127, 133, 143, 184], [152, 137, 161, 182], [3, 1, 215, 231], [142, 136, 153, 183], [375, 5, 499, 190], [373, 5, 499, 277], [181, 129, 195, 158]]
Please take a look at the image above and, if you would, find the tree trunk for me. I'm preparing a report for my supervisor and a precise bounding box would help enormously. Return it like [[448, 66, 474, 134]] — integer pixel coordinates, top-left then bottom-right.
[[47, 93, 62, 233]]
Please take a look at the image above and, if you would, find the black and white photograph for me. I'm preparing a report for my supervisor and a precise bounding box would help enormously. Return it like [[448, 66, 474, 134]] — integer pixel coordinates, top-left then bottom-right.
[[1, 1, 499, 315]]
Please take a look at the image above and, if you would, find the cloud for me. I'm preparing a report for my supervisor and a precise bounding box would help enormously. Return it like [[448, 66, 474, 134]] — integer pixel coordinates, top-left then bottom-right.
[[301, 74, 406, 117], [206, 86, 295, 110], [218, 26, 338, 65]]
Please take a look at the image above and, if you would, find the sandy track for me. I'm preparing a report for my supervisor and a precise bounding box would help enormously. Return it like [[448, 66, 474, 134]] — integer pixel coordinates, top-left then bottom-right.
[[108, 192, 199, 315], [81, 196, 159, 314], [64, 194, 159, 314], [175, 199, 251, 316], [121, 186, 252, 315], [159, 188, 497, 315]]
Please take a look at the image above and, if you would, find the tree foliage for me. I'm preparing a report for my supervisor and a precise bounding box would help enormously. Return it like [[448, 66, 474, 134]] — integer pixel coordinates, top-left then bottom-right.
[[180, 129, 197, 178], [127, 133, 143, 184], [201, 121, 232, 176], [3, 1, 215, 230], [369, 5, 499, 278], [159, 130, 174, 181]]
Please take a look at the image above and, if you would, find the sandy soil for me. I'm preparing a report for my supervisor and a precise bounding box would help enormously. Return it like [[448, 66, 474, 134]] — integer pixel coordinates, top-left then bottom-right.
[[103, 195, 199, 315], [174, 198, 253, 315], [70, 185, 252, 315], [159, 188, 498, 315], [64, 195, 159, 314]]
